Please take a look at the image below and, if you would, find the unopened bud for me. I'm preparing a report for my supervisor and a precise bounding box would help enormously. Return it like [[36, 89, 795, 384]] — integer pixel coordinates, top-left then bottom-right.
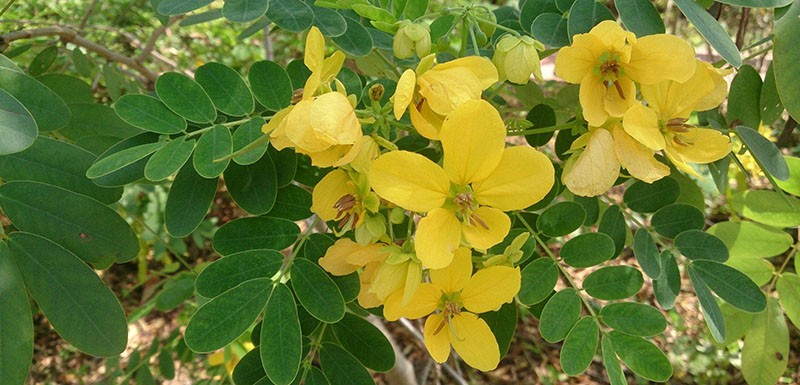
[[473, 7, 497, 38], [393, 21, 431, 59], [369, 83, 385, 102], [492, 34, 543, 84], [389, 207, 406, 224]]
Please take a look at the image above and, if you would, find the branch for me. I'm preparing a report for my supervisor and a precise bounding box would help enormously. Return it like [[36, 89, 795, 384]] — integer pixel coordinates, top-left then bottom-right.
[[136, 17, 179, 64], [0, 27, 158, 84]]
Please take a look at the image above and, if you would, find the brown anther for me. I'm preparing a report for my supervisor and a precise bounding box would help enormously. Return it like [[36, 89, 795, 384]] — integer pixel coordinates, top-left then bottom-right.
[[666, 118, 692, 133], [445, 301, 461, 316], [291, 88, 304, 104], [337, 212, 351, 228], [612, 80, 626, 100], [454, 193, 473, 210], [672, 135, 690, 147], [433, 318, 447, 335], [333, 194, 357, 213], [469, 213, 490, 230]]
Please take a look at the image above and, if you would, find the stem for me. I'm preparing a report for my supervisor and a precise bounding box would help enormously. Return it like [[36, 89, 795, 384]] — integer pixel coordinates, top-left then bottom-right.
[[0, 0, 17, 18], [507, 121, 577, 136], [130, 215, 197, 275], [766, 244, 798, 291], [276, 217, 321, 281], [214, 134, 270, 163], [473, 16, 521, 36], [467, 18, 480, 55], [184, 125, 214, 138]]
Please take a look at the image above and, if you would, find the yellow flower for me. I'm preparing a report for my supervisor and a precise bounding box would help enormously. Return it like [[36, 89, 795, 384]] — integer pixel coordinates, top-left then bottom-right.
[[311, 166, 384, 244], [383, 248, 521, 371], [562, 124, 670, 197], [392, 55, 498, 139], [555, 20, 696, 126], [622, 60, 732, 176], [492, 34, 544, 84], [265, 27, 362, 167], [318, 238, 389, 309], [393, 21, 431, 59], [370, 100, 554, 268]]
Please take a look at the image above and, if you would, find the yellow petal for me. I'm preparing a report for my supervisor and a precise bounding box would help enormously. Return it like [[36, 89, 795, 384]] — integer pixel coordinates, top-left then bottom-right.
[[461, 265, 521, 313], [415, 208, 463, 269], [401, 261, 423, 306], [440, 100, 506, 185], [667, 128, 731, 164], [303, 71, 321, 100], [318, 238, 362, 276], [579, 74, 611, 127], [694, 62, 731, 112], [417, 66, 485, 116], [461, 207, 510, 251], [334, 135, 378, 172], [554, 33, 604, 84], [310, 92, 361, 145], [562, 129, 621, 197], [603, 77, 636, 118], [643, 60, 715, 118], [590, 21, 636, 59], [320, 51, 345, 82], [434, 56, 498, 89], [267, 106, 294, 150], [429, 247, 473, 294], [285, 100, 333, 153], [612, 125, 670, 183], [383, 282, 440, 321], [449, 313, 500, 371], [307, 144, 353, 168], [473, 146, 555, 211], [304, 26, 325, 73], [369, 151, 450, 212], [410, 100, 443, 140], [622, 103, 666, 151], [311, 169, 356, 221], [625, 34, 695, 85], [393, 69, 416, 120], [423, 314, 452, 363], [370, 261, 409, 301]]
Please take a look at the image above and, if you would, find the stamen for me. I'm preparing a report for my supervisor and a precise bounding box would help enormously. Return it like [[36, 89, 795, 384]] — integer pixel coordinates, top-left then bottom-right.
[[470, 213, 490, 230], [291, 89, 304, 104], [334, 194, 357, 213], [613, 80, 626, 100], [433, 318, 447, 335]]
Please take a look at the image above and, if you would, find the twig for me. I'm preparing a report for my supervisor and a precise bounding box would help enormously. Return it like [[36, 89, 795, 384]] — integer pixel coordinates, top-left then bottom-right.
[[136, 16, 179, 64], [367, 316, 420, 385], [0, 0, 17, 18], [262, 26, 273, 61], [777, 117, 797, 148], [0, 27, 158, 84], [735, 8, 750, 50], [77, 0, 99, 31]]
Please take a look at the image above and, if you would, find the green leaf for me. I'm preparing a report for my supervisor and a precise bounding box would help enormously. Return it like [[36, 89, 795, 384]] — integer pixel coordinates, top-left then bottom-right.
[[536, 201, 585, 237], [0, 67, 70, 132], [61, 103, 142, 143], [291, 258, 345, 323], [266, 185, 312, 221], [320, 343, 376, 385], [193, 125, 232, 178], [266, 0, 314, 32], [237, 17, 270, 40], [196, 62, 255, 116], [518, 258, 559, 305], [574, 196, 599, 226], [716, 0, 791, 7], [707, 220, 792, 259], [86, 142, 166, 179], [731, 190, 800, 227], [566, 0, 614, 39], [584, 266, 643, 301], [158, 348, 176, 380], [614, 0, 664, 36], [114, 94, 187, 134], [776, 273, 800, 327], [260, 284, 302, 385], [633, 229, 661, 279], [742, 298, 789, 385], [560, 232, 616, 268], [71, 49, 92, 77], [158, 0, 213, 15], [233, 349, 267, 385], [691, 260, 766, 313], [520, 0, 560, 33], [83, 134, 158, 186], [27, 45, 58, 76], [195, 249, 283, 298], [0, 89, 37, 156], [673, 0, 741, 67], [721, 302, 756, 345], [144, 137, 196, 181], [530, 13, 570, 48], [313, 6, 348, 37], [726, 256, 775, 286], [775, 156, 800, 196], [601, 335, 626, 385], [524, 103, 556, 146], [651, 203, 704, 239], [165, 163, 218, 237], [688, 266, 725, 342], [333, 313, 395, 372], [673, 171, 706, 211], [654, 250, 681, 310], [0, 181, 140, 264], [674, 230, 729, 262], [272, 147, 298, 187], [728, 66, 763, 130], [560, 317, 598, 376], [232, 117, 269, 165], [774, 0, 800, 120], [482, 302, 517, 356], [223, 0, 269, 22], [185, 278, 272, 352], [623, 177, 680, 213], [539, 288, 581, 343], [0, 242, 33, 385], [154, 276, 195, 311], [248, 61, 293, 111], [332, 17, 375, 57], [597, 205, 627, 256], [737, 125, 790, 181], [213, 217, 300, 255], [352, 4, 395, 23], [404, 0, 428, 19], [224, 154, 277, 215], [36, 73, 93, 105], [608, 331, 672, 382], [8, 232, 128, 357], [600, 302, 666, 337], [155, 72, 217, 123]]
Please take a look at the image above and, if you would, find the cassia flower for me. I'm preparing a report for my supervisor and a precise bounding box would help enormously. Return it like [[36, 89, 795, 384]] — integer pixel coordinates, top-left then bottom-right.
[[318, 239, 389, 309], [370, 100, 554, 268], [383, 248, 521, 371], [393, 21, 431, 59], [555, 20, 695, 126], [311, 165, 385, 244], [492, 34, 544, 84]]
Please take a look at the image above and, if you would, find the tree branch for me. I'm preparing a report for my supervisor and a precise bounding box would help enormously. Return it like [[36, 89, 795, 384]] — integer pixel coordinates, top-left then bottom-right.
[[136, 17, 179, 64], [0, 27, 158, 85]]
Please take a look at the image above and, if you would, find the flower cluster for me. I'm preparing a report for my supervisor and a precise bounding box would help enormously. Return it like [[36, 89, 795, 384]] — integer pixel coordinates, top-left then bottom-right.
[[555, 21, 732, 196]]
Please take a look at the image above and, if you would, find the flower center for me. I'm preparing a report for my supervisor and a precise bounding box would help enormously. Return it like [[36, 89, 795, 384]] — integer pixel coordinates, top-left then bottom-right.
[[453, 192, 489, 230], [433, 300, 462, 335], [595, 52, 626, 99], [334, 194, 360, 229], [664, 118, 696, 147]]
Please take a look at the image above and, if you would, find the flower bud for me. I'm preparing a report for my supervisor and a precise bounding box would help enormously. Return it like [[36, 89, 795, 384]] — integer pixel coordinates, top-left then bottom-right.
[[368, 83, 385, 102], [492, 34, 543, 84], [473, 7, 497, 38], [393, 21, 431, 59]]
